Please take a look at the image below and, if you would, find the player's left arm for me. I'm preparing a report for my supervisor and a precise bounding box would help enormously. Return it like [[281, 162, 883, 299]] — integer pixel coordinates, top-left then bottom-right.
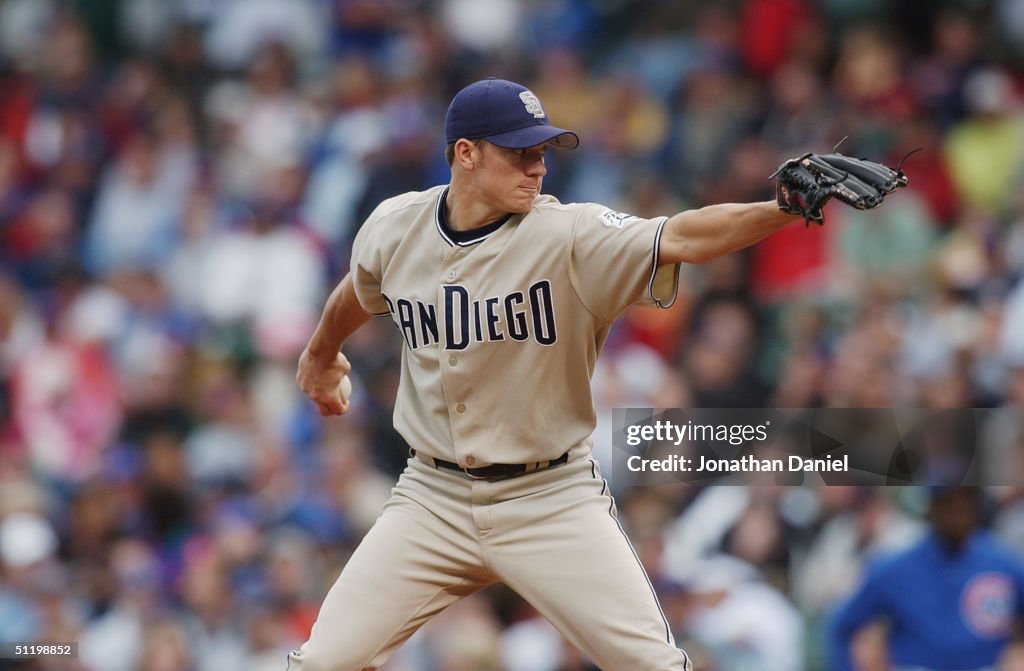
[[658, 149, 913, 265], [657, 200, 797, 265]]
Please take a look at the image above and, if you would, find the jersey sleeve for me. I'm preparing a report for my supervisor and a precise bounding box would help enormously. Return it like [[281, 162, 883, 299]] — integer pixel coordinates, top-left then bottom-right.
[[826, 559, 893, 671], [349, 216, 390, 316], [1012, 557, 1024, 620], [566, 204, 680, 322]]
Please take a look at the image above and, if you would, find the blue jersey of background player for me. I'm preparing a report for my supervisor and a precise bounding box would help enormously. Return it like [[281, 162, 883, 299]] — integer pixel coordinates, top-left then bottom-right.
[[828, 487, 1024, 671]]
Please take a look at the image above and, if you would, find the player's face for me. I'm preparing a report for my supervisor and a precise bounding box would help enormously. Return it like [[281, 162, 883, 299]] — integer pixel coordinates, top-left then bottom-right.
[[929, 488, 980, 548], [475, 141, 548, 213]]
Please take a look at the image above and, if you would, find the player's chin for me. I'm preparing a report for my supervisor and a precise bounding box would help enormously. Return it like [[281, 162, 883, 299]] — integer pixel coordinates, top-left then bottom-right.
[[509, 190, 538, 212]]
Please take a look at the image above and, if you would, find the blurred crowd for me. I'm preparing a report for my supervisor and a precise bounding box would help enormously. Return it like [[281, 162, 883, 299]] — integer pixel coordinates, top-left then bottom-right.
[[3, 0, 1024, 669]]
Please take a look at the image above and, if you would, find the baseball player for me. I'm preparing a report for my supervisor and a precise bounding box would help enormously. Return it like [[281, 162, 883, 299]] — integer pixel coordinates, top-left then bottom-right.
[[828, 487, 1024, 671], [291, 78, 905, 671]]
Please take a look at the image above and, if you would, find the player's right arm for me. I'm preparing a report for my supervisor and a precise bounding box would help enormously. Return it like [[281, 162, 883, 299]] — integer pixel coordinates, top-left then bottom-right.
[[297, 273, 372, 416], [826, 561, 890, 671], [300, 195, 396, 416]]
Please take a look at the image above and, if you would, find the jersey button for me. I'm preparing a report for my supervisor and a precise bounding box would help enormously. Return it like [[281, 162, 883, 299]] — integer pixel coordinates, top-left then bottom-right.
[[456, 403, 466, 413], [448, 356, 457, 366], [447, 270, 456, 280], [465, 456, 476, 466]]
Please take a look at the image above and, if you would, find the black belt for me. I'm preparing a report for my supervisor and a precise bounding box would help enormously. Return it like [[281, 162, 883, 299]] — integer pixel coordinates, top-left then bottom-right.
[[413, 450, 570, 481]]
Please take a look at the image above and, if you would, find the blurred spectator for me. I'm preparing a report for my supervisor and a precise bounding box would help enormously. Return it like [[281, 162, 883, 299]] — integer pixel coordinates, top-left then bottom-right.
[[681, 299, 768, 407], [0, 0, 57, 66], [674, 554, 805, 671], [10, 320, 121, 482], [666, 65, 758, 201], [191, 194, 326, 359], [301, 56, 389, 251], [565, 72, 669, 207], [944, 67, 1024, 217], [316, 423, 393, 534], [1001, 275, 1024, 366], [209, 43, 318, 202], [204, 0, 328, 71], [139, 430, 195, 544], [420, 595, 504, 671], [244, 603, 302, 671], [137, 618, 194, 671], [837, 190, 937, 291], [0, 275, 45, 389], [890, 116, 960, 226], [665, 486, 733, 570], [84, 129, 197, 277], [530, 48, 601, 148], [761, 60, 838, 156], [261, 527, 323, 642], [178, 541, 249, 671], [441, 0, 521, 53], [831, 26, 917, 150], [4, 186, 80, 291], [910, 8, 984, 129], [796, 488, 924, 613], [739, 0, 817, 78], [499, 612, 595, 671], [79, 538, 163, 671]]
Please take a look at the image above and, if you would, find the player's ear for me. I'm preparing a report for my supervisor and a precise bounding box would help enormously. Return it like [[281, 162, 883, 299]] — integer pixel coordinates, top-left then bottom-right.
[[453, 138, 480, 170]]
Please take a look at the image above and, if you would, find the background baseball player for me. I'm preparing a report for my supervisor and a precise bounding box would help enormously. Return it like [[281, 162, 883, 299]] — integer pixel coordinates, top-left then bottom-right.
[[828, 487, 1024, 671], [293, 77, 905, 671]]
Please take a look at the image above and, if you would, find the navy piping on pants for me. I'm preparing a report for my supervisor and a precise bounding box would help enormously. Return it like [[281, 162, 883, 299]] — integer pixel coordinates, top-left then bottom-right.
[[587, 459, 692, 671]]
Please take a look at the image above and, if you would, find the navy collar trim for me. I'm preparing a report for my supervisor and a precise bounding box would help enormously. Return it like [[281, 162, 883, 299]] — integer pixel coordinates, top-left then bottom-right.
[[434, 186, 511, 247]]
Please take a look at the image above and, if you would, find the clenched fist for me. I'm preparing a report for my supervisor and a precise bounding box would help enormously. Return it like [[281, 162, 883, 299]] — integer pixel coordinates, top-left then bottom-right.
[[297, 348, 353, 416]]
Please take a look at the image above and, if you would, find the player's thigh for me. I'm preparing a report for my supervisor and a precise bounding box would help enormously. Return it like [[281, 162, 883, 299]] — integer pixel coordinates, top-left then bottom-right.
[[288, 477, 492, 671], [488, 458, 691, 671]]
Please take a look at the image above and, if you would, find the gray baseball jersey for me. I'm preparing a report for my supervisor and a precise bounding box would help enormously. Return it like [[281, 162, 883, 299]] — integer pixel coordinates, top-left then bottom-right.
[[350, 184, 679, 467]]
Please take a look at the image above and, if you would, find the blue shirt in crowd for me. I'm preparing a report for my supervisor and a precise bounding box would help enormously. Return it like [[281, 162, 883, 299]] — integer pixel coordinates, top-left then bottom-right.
[[828, 531, 1024, 671]]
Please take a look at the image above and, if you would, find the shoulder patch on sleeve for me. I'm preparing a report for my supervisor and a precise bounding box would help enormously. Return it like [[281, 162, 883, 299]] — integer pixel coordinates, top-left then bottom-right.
[[599, 209, 640, 229]]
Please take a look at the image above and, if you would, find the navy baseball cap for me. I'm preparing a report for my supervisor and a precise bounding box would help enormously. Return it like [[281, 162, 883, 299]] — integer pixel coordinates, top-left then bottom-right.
[[444, 78, 579, 150]]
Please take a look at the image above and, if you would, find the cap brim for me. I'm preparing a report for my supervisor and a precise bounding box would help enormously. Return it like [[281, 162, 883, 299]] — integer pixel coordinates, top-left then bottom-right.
[[485, 125, 579, 150]]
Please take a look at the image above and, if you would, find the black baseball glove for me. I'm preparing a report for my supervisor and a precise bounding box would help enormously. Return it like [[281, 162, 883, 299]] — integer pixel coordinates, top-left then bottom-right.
[[770, 148, 917, 226]]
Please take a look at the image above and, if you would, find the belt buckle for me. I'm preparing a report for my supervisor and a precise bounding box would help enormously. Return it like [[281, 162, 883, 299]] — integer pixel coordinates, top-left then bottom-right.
[[461, 466, 489, 480]]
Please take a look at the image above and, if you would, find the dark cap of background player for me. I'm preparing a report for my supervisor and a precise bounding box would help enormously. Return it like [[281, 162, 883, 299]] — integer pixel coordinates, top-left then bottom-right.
[[444, 78, 580, 150]]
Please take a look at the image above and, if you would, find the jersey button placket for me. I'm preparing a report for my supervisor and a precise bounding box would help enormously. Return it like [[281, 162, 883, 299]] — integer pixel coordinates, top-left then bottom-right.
[[456, 402, 466, 413]]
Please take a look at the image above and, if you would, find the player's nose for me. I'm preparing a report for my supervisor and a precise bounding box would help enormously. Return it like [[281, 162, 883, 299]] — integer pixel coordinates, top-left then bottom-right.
[[525, 156, 547, 177]]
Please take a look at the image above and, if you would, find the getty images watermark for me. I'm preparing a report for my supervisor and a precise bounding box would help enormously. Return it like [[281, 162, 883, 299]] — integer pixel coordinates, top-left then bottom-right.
[[623, 417, 846, 474], [610, 408, 1010, 487]]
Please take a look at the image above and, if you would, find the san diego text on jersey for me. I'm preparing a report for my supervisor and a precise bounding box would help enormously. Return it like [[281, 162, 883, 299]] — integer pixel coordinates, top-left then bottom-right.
[[382, 279, 557, 351]]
